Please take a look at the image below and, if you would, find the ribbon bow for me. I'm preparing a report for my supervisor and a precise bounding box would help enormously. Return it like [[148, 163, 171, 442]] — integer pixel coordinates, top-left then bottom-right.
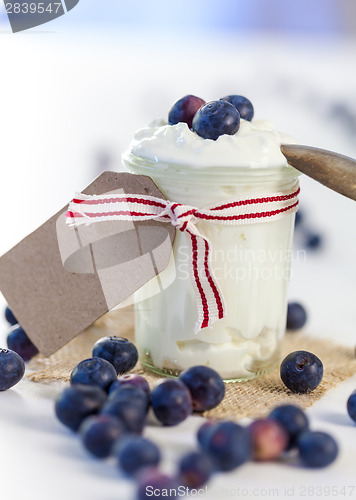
[[66, 183, 299, 332]]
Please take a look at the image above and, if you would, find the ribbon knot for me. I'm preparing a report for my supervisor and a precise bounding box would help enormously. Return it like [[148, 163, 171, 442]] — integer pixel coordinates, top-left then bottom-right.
[[165, 202, 197, 232], [66, 182, 299, 333]]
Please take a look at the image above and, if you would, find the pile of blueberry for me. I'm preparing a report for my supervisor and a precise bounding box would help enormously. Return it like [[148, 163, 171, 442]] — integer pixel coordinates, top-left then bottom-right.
[[199, 404, 339, 470], [2, 305, 356, 499], [54, 335, 226, 496], [0, 306, 39, 391], [168, 94, 254, 141], [136, 402, 341, 498], [58, 348, 341, 500], [52, 334, 344, 499]]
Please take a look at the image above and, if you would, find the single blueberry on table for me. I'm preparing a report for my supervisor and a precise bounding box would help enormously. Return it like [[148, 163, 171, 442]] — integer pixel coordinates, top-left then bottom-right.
[[249, 418, 288, 461], [200, 420, 252, 471], [221, 95, 254, 121], [192, 100, 240, 141], [179, 365, 225, 412], [7, 326, 39, 362], [269, 404, 309, 449], [177, 451, 214, 489], [297, 431, 338, 468], [304, 231, 323, 250], [55, 384, 107, 432], [115, 436, 161, 476], [0, 348, 25, 391], [286, 302, 307, 331], [136, 469, 178, 500], [109, 373, 150, 398], [280, 350, 323, 394], [70, 357, 117, 392], [79, 414, 126, 458], [168, 95, 206, 129], [92, 336, 138, 375], [151, 378, 192, 426], [347, 390, 356, 423], [5, 306, 18, 326]]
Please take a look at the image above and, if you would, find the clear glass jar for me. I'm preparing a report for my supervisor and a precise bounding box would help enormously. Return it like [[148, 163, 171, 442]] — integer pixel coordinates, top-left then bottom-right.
[[123, 152, 300, 381]]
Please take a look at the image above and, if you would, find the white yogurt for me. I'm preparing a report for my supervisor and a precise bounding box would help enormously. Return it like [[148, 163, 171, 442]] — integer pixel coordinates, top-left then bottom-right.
[[123, 119, 300, 380], [130, 119, 297, 168]]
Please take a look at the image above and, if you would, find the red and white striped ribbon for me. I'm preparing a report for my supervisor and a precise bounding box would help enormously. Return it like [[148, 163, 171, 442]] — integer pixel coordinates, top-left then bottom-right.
[[66, 182, 299, 332]]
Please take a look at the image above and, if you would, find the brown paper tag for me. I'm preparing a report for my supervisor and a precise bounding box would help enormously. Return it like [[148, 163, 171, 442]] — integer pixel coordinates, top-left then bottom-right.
[[0, 172, 175, 356]]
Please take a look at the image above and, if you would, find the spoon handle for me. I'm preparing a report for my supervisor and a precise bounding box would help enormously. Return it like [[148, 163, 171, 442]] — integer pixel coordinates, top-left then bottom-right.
[[280, 144, 356, 202]]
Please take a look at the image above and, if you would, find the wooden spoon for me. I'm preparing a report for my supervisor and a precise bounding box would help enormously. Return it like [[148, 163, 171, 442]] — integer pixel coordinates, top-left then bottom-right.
[[280, 144, 356, 202]]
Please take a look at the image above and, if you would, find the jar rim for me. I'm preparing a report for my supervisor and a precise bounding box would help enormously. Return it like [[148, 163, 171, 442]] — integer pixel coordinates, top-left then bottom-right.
[[122, 151, 301, 184]]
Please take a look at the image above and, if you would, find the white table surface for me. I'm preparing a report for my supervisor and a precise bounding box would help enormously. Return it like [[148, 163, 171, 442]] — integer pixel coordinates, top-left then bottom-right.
[[0, 28, 356, 500]]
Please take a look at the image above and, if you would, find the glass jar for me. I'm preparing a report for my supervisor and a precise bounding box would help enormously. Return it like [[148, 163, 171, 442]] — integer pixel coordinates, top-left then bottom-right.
[[123, 152, 300, 381]]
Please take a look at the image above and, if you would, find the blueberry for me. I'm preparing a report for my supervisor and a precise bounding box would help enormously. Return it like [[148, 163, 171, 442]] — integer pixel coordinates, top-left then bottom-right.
[[304, 232, 323, 250], [179, 365, 225, 412], [286, 302, 307, 331], [294, 210, 303, 227], [221, 95, 254, 121], [192, 100, 240, 141], [249, 418, 288, 461], [92, 336, 138, 375], [109, 373, 150, 398], [115, 436, 161, 476], [5, 306, 17, 326], [136, 470, 177, 500], [70, 357, 117, 392], [101, 388, 148, 434], [151, 379, 192, 426], [108, 385, 150, 410], [197, 420, 218, 448], [280, 350, 323, 394], [347, 390, 356, 423], [297, 431, 338, 468], [200, 421, 252, 471], [55, 384, 107, 432], [7, 326, 39, 362], [168, 95, 206, 129], [269, 404, 309, 449], [0, 348, 25, 391], [102, 401, 146, 434], [177, 451, 214, 488], [79, 414, 126, 458]]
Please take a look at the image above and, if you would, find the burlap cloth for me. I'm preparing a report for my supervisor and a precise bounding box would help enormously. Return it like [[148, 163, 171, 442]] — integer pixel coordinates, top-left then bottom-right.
[[27, 307, 356, 420]]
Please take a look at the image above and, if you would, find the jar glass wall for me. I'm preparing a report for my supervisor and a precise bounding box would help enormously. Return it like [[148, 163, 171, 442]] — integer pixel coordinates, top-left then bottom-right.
[[123, 152, 300, 381]]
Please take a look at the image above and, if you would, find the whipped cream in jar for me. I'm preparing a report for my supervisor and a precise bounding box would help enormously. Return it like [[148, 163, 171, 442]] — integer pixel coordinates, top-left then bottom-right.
[[123, 118, 300, 381]]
